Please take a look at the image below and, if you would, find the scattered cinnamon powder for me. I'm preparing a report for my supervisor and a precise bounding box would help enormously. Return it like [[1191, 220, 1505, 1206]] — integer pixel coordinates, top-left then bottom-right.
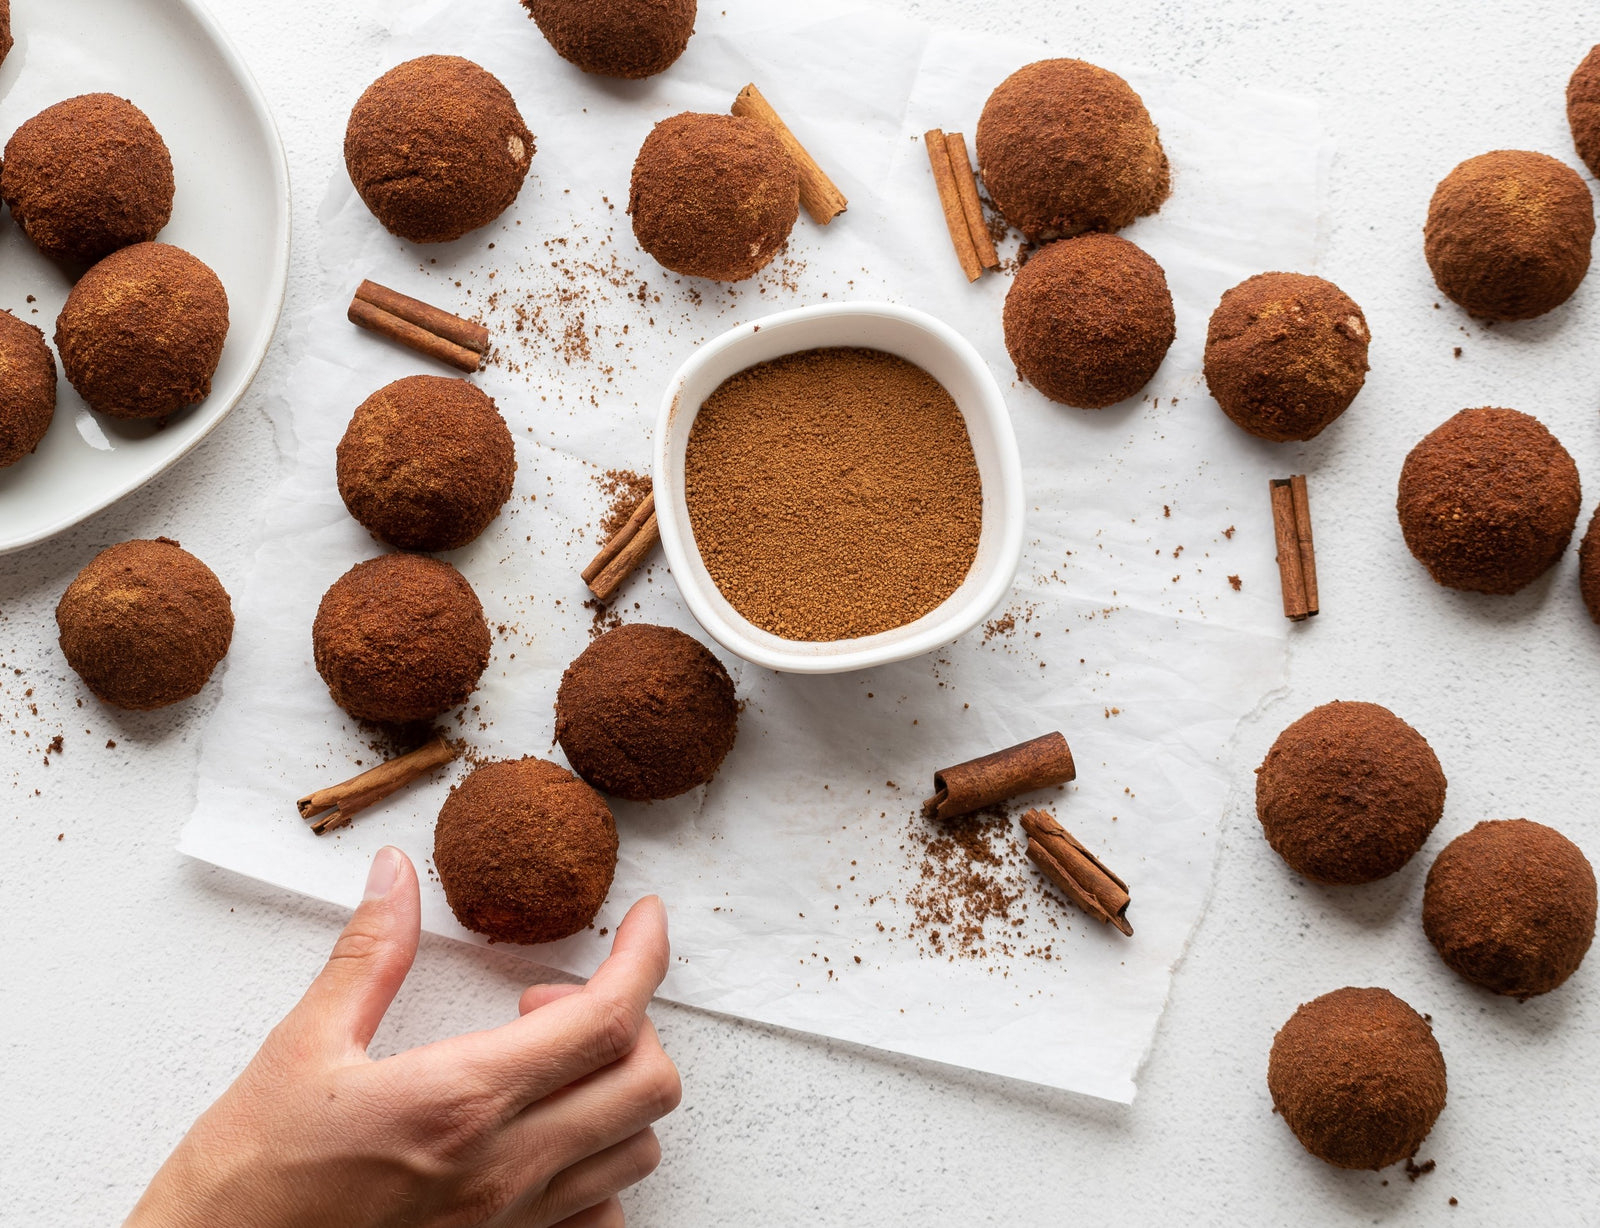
[[904, 808, 1039, 961], [595, 467, 652, 540], [684, 347, 982, 641]]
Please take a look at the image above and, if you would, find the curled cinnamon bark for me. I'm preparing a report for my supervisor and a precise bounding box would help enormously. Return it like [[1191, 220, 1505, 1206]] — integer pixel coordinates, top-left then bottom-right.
[[347, 280, 489, 373], [943, 131, 999, 271], [923, 732, 1076, 820], [1270, 475, 1319, 620], [732, 84, 848, 225], [298, 735, 458, 835], [924, 128, 981, 282], [1020, 809, 1132, 936], [582, 490, 660, 603]]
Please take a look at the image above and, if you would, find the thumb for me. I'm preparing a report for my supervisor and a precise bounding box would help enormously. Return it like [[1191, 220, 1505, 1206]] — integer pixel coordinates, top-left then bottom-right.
[[292, 845, 421, 1056]]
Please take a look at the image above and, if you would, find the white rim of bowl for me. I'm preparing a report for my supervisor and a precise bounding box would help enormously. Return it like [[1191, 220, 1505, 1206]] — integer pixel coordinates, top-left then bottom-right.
[[653, 300, 1025, 675]]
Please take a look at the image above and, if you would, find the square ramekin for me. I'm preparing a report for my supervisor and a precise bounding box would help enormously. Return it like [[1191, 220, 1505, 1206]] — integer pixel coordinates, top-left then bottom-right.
[[653, 301, 1025, 675]]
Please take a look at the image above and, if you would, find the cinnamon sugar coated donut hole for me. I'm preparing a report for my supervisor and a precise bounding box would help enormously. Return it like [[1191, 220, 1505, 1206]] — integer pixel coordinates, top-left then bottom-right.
[[1569, 46, 1600, 178], [56, 538, 234, 711], [0, 1, 11, 68], [312, 554, 491, 725], [1580, 505, 1600, 623], [434, 757, 618, 945], [1424, 819, 1596, 1000], [1268, 987, 1447, 1171], [629, 112, 799, 282], [344, 56, 534, 244], [1203, 273, 1370, 442], [0, 308, 57, 468], [337, 376, 516, 552], [976, 58, 1168, 242], [1397, 407, 1580, 595], [1424, 150, 1593, 321], [1003, 233, 1175, 408], [556, 623, 738, 801], [1256, 701, 1446, 884], [55, 242, 229, 420], [1, 94, 174, 266], [521, 0, 696, 79]]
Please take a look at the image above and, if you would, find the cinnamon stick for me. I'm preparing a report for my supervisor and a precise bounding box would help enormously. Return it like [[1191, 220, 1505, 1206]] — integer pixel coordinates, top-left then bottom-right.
[[584, 491, 660, 604], [731, 83, 848, 225], [1290, 473, 1319, 615], [348, 281, 488, 373], [355, 280, 490, 354], [924, 128, 982, 282], [943, 131, 999, 271], [923, 732, 1076, 820], [1270, 476, 1317, 620], [298, 735, 458, 836], [583, 490, 656, 583], [1019, 809, 1132, 936]]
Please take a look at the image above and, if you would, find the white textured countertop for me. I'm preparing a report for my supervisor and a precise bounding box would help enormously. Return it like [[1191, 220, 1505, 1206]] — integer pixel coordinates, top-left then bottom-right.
[[4, 0, 1599, 1222]]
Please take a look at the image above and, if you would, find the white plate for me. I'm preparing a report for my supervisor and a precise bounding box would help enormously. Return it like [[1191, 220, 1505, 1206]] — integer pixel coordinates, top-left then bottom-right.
[[0, 0, 290, 554]]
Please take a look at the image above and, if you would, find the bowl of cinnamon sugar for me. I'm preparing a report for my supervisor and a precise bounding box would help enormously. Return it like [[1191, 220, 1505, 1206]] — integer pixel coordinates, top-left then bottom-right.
[[655, 301, 1024, 674]]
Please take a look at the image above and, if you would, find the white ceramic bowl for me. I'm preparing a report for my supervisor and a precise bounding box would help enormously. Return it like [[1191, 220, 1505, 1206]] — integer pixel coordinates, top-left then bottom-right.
[[654, 301, 1025, 675]]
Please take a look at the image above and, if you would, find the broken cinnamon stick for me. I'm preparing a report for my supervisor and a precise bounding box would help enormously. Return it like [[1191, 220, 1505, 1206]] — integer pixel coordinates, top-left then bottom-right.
[[731, 83, 848, 225], [1270, 476, 1318, 620], [923, 732, 1076, 820], [348, 280, 489, 373], [943, 131, 999, 271], [1019, 809, 1132, 936], [924, 128, 981, 282], [298, 735, 458, 836], [584, 490, 660, 604]]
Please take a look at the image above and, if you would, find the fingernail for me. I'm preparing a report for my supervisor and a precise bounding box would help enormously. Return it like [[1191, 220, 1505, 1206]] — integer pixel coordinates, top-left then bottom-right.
[[364, 846, 402, 900]]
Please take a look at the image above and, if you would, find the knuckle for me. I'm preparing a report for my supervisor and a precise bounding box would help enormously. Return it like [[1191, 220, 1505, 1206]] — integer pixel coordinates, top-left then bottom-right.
[[628, 1128, 663, 1182], [642, 1052, 682, 1117], [418, 1083, 499, 1164], [454, 1172, 521, 1225], [327, 922, 389, 966], [587, 996, 641, 1068]]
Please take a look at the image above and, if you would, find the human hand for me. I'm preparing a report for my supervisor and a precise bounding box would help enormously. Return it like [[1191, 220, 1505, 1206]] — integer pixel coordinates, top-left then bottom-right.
[[127, 846, 680, 1228]]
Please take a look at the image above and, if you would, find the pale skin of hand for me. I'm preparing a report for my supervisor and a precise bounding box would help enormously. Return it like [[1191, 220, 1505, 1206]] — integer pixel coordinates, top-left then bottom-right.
[[126, 847, 681, 1228]]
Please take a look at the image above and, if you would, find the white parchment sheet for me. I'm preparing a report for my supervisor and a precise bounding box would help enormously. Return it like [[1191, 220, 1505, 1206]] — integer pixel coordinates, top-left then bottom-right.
[[180, 0, 1325, 1102]]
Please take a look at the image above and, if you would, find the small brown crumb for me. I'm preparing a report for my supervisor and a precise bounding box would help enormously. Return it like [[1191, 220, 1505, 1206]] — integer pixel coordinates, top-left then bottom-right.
[[1228, 575, 1242, 591]]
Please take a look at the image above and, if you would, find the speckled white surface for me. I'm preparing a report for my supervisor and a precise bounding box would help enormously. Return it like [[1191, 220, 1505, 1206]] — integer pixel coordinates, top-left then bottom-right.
[[4, 0, 1600, 1222]]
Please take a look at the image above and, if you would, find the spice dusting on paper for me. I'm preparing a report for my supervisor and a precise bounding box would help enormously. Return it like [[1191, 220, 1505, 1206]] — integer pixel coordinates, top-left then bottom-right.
[[595, 468, 652, 540]]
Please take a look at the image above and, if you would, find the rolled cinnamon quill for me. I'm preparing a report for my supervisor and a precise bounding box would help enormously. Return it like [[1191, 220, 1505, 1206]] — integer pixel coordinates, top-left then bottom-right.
[[923, 732, 1076, 820], [298, 735, 458, 835], [943, 131, 999, 271], [1020, 809, 1132, 937], [583, 490, 659, 604], [924, 128, 981, 282], [348, 280, 490, 373], [1269, 475, 1318, 621], [732, 83, 848, 225]]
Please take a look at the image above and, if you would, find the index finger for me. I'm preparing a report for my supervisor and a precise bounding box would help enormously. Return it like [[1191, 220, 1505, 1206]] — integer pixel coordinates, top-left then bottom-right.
[[448, 895, 671, 1113]]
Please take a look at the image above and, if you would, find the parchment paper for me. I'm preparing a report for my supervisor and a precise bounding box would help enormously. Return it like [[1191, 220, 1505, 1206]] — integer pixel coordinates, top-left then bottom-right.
[[179, 0, 1324, 1102]]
